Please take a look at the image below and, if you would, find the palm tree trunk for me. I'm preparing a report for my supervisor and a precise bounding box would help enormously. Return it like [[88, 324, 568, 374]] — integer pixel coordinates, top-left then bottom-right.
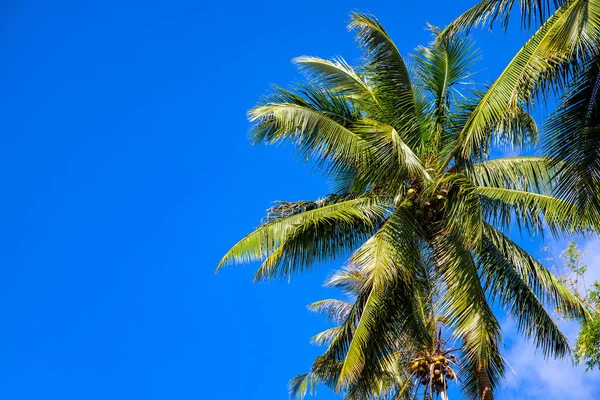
[[476, 367, 494, 400]]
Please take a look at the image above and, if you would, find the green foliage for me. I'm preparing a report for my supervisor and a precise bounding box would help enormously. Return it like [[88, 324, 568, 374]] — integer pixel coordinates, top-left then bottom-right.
[[556, 242, 600, 371], [443, 0, 563, 35], [446, 0, 600, 167], [562, 241, 588, 278], [218, 10, 598, 400], [575, 303, 600, 371], [447, 0, 600, 229], [447, 0, 600, 379]]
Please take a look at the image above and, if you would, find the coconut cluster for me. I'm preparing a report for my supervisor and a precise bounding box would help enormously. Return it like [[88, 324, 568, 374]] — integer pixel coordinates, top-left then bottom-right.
[[403, 185, 448, 230], [410, 353, 457, 393]]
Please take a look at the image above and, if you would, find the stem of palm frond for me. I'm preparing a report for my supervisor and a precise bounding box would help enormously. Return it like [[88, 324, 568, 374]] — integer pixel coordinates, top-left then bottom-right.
[[437, 150, 455, 175]]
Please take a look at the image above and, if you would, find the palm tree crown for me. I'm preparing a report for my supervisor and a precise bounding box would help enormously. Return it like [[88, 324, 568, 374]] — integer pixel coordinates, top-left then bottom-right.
[[218, 12, 594, 400]]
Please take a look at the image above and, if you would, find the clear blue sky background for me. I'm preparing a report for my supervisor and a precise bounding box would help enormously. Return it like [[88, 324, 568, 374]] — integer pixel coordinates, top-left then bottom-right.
[[1, 1, 599, 399]]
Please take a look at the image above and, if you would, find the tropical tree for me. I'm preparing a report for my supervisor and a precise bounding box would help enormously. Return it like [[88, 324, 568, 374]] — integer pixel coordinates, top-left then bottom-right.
[[217, 13, 593, 400], [289, 263, 460, 400]]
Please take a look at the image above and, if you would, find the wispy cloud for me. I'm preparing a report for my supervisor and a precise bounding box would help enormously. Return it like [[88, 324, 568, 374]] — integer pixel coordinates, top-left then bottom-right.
[[497, 320, 600, 399], [581, 239, 600, 283], [495, 237, 600, 399]]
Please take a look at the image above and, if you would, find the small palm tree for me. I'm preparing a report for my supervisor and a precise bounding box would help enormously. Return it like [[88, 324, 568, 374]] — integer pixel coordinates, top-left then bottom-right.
[[218, 13, 593, 400], [290, 263, 461, 400]]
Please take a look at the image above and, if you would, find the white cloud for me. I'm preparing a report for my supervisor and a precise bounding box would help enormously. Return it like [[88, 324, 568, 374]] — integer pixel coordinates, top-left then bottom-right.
[[581, 239, 600, 284], [495, 239, 600, 399], [497, 319, 600, 399]]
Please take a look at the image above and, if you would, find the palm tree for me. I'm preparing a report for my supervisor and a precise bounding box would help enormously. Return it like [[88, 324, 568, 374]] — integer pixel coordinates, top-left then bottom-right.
[[443, 0, 600, 216], [217, 13, 592, 400], [290, 263, 460, 400]]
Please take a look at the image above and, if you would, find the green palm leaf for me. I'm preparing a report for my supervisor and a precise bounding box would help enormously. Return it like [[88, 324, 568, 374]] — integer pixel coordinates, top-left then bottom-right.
[[289, 372, 319, 399], [293, 56, 377, 101], [443, 0, 563, 36], [432, 234, 504, 400], [545, 55, 600, 214], [435, 175, 484, 248], [311, 327, 341, 347], [308, 299, 353, 324], [466, 156, 556, 192], [349, 12, 421, 149], [479, 230, 570, 358], [450, 0, 600, 162], [476, 186, 587, 235], [413, 28, 480, 165], [483, 224, 588, 319], [253, 198, 389, 281], [325, 264, 369, 295], [328, 203, 427, 389], [217, 196, 388, 271], [352, 119, 430, 187], [250, 95, 365, 175]]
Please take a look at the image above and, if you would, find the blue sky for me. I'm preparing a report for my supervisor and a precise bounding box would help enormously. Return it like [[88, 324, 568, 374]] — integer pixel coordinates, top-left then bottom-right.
[[1, 1, 598, 399]]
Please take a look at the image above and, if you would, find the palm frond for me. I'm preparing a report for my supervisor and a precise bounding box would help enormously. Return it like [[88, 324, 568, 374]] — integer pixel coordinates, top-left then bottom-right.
[[459, 348, 504, 400], [466, 156, 556, 192], [352, 119, 430, 188], [308, 299, 353, 324], [432, 234, 504, 400], [413, 27, 480, 165], [289, 372, 319, 400], [435, 175, 484, 249], [433, 235, 502, 366], [414, 26, 480, 110], [217, 196, 388, 271], [250, 85, 366, 176], [293, 56, 377, 101], [445, 89, 539, 167], [450, 0, 599, 163], [325, 264, 370, 295], [443, 0, 563, 36], [493, 106, 540, 150], [349, 12, 421, 149], [253, 198, 390, 281], [327, 202, 428, 389], [311, 327, 341, 347], [479, 228, 570, 358], [477, 186, 588, 235], [483, 224, 588, 320], [545, 55, 600, 216]]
